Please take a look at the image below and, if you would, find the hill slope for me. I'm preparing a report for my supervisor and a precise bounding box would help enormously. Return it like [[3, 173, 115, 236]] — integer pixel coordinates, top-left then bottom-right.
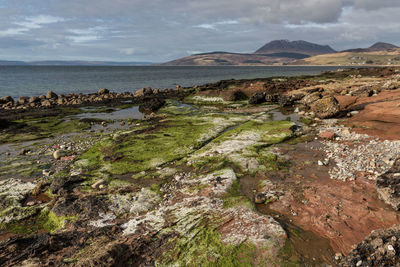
[[343, 42, 399, 53], [254, 40, 336, 56], [160, 52, 298, 66], [291, 49, 400, 66]]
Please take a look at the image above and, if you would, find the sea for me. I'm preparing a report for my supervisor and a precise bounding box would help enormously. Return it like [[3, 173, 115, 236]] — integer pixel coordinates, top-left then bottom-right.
[[0, 65, 348, 98]]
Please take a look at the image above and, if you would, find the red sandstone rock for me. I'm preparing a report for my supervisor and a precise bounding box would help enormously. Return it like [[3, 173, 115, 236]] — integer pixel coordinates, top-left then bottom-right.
[[319, 131, 336, 140]]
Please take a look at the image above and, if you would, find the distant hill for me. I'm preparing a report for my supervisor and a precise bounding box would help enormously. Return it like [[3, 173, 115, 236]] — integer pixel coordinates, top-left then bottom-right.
[[291, 48, 400, 66], [162, 39, 338, 66], [342, 42, 399, 53], [254, 40, 336, 56], [0, 60, 153, 66], [160, 52, 300, 66]]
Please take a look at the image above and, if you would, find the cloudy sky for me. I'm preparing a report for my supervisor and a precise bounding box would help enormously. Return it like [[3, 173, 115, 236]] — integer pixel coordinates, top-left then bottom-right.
[[0, 0, 399, 62]]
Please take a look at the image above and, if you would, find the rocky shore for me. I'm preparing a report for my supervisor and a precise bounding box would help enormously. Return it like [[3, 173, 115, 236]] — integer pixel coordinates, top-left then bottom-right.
[[1, 67, 400, 266]]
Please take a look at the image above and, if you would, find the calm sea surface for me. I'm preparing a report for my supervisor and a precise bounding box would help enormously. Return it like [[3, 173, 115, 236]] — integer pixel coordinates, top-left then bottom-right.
[[0, 66, 347, 98]]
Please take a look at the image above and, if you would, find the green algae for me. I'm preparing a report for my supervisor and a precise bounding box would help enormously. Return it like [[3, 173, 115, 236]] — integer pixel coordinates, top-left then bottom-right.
[[1, 208, 76, 234], [79, 114, 237, 175], [0, 115, 92, 144], [158, 223, 260, 267], [277, 240, 302, 266], [222, 179, 253, 209]]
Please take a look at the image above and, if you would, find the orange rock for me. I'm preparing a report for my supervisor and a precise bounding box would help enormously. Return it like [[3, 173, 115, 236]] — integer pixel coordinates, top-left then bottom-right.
[[319, 131, 336, 140]]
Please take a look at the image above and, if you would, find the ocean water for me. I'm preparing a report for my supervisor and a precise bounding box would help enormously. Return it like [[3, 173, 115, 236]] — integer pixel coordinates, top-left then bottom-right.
[[0, 65, 346, 98]]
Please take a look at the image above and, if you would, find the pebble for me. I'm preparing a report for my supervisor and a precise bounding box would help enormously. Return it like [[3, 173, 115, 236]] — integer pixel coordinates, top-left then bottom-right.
[[26, 201, 36, 206], [42, 169, 52, 177], [318, 122, 400, 181], [356, 260, 362, 266], [19, 149, 29, 155], [91, 179, 105, 189], [53, 150, 62, 160], [334, 253, 342, 261]]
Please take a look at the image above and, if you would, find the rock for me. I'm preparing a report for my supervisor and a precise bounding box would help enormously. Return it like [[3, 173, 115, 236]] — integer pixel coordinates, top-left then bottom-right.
[[46, 91, 58, 99], [350, 110, 360, 116], [319, 131, 336, 140], [254, 193, 266, 204], [220, 90, 247, 101], [91, 179, 105, 189], [53, 150, 62, 160], [0, 96, 14, 104], [41, 100, 52, 107], [376, 159, 400, 210], [265, 94, 280, 102], [134, 87, 153, 97], [31, 180, 49, 196], [138, 98, 166, 114], [42, 169, 52, 177], [279, 93, 305, 106], [17, 97, 29, 105], [19, 149, 29, 155], [340, 225, 400, 266], [309, 96, 340, 119], [248, 92, 266, 105], [29, 96, 40, 103], [50, 175, 84, 195], [26, 201, 36, 206], [300, 92, 322, 106], [98, 88, 110, 95]]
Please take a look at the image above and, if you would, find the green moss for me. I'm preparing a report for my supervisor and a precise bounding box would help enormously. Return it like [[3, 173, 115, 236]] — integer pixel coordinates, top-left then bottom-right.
[[1, 208, 77, 234], [298, 117, 313, 125], [222, 179, 252, 209], [79, 115, 233, 175], [277, 240, 301, 266], [158, 224, 259, 266], [0, 115, 92, 144], [37, 209, 74, 233]]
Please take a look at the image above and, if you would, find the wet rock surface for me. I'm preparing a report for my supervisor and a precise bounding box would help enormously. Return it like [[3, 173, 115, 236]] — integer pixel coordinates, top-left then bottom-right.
[[1, 67, 400, 266]]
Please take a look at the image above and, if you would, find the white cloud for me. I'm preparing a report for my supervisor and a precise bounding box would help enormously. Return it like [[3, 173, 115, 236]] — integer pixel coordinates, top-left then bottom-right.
[[0, 14, 64, 37], [67, 26, 108, 43], [194, 20, 239, 30], [120, 48, 135, 55]]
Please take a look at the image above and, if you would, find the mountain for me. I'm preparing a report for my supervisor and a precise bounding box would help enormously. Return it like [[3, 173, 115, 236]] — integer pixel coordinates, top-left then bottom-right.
[[254, 40, 336, 56], [342, 42, 399, 53], [162, 39, 337, 66], [0, 60, 152, 66]]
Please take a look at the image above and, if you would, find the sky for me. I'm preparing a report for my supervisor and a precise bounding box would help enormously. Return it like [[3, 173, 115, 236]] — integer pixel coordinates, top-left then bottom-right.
[[0, 0, 399, 62]]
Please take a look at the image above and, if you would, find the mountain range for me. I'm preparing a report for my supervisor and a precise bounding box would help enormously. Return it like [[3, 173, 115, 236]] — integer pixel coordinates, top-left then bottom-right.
[[162, 40, 400, 66]]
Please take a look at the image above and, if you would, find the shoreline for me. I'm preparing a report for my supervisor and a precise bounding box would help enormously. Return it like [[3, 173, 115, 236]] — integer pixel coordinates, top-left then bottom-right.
[[1, 66, 400, 265]]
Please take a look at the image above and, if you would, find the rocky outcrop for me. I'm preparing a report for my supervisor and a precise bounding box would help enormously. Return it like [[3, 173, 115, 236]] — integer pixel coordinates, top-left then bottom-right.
[[248, 92, 266, 104], [309, 96, 340, 119], [0, 87, 190, 116], [97, 88, 110, 95], [339, 225, 400, 266], [138, 98, 166, 114], [376, 159, 400, 210], [220, 90, 247, 101], [134, 87, 153, 97], [46, 91, 58, 99], [0, 96, 13, 104]]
